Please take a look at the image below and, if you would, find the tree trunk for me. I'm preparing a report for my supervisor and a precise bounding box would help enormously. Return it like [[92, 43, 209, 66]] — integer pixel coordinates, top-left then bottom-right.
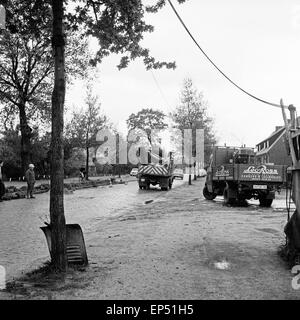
[[19, 104, 32, 174], [189, 165, 192, 185], [50, 0, 67, 271], [85, 145, 89, 180]]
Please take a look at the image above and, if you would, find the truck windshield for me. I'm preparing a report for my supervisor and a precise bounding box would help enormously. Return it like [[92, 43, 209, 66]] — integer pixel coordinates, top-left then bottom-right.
[[234, 155, 255, 164]]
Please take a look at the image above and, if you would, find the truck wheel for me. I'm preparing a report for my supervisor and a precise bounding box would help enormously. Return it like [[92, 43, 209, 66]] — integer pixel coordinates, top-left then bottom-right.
[[259, 197, 273, 207], [169, 179, 173, 189], [203, 185, 217, 200], [161, 186, 168, 191], [223, 186, 235, 205]]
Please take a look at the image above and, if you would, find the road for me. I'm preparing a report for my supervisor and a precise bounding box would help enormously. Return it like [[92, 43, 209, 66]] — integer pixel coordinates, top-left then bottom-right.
[[0, 177, 185, 282], [1, 176, 298, 299]]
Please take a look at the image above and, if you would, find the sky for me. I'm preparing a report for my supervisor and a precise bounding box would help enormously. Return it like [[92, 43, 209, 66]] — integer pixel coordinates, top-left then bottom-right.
[[66, 0, 300, 148]]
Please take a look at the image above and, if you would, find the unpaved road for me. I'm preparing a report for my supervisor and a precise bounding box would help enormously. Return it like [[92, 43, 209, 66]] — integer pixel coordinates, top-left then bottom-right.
[[1, 178, 299, 300], [0, 177, 184, 282]]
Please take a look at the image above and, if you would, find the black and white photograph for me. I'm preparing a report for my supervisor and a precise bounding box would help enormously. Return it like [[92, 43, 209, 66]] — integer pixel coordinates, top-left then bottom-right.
[[0, 0, 300, 305]]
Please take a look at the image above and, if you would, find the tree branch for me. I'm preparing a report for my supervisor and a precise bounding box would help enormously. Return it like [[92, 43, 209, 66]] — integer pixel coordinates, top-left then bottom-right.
[[0, 90, 20, 107], [28, 64, 52, 97]]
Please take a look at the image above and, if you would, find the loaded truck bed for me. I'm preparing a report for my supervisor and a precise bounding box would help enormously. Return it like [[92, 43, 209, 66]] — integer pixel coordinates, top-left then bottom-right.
[[137, 150, 175, 191], [138, 164, 174, 191]]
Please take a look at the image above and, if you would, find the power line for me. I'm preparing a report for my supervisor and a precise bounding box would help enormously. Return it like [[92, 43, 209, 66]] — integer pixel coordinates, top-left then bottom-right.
[[167, 0, 288, 109], [150, 69, 172, 109]]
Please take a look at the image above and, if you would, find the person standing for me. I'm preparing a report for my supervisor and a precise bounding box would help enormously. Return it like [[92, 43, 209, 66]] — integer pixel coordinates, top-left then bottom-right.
[[25, 164, 36, 199]]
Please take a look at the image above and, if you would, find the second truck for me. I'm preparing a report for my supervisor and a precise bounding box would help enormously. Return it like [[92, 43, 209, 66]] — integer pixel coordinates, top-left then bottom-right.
[[203, 146, 287, 206]]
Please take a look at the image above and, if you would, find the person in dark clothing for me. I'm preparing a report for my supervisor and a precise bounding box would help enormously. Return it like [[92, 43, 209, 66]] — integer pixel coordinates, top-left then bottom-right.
[[0, 160, 5, 201], [79, 167, 86, 181], [25, 164, 36, 199]]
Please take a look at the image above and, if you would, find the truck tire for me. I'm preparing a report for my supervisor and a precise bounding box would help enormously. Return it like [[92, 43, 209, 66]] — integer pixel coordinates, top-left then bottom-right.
[[203, 185, 217, 200], [223, 186, 235, 205], [169, 178, 173, 189], [259, 197, 273, 207]]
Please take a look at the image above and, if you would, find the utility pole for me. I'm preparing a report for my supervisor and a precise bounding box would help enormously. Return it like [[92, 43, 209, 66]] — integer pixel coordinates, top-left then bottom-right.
[[281, 99, 300, 265]]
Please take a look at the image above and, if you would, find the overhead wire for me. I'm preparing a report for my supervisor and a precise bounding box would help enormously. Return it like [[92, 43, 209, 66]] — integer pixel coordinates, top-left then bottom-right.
[[167, 0, 289, 109], [150, 69, 172, 109]]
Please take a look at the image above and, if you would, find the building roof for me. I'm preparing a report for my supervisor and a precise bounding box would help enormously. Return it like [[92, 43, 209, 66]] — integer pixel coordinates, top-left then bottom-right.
[[256, 129, 286, 156], [256, 127, 285, 146]]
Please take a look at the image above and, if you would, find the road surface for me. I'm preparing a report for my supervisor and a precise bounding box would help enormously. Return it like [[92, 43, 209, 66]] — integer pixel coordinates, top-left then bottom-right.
[[0, 177, 185, 281]]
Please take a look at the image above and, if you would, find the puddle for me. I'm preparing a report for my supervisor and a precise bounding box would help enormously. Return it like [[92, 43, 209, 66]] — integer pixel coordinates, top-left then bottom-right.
[[214, 260, 230, 270]]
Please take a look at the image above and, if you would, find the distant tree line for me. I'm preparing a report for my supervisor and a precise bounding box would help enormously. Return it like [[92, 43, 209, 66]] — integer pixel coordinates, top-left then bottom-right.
[[0, 77, 216, 180]]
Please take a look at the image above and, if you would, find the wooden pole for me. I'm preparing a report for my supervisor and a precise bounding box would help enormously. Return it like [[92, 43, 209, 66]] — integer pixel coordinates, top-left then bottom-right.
[[280, 99, 297, 164], [281, 99, 300, 261]]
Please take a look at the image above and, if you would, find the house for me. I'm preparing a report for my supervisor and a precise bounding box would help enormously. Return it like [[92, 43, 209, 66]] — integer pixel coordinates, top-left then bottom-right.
[[256, 125, 291, 165]]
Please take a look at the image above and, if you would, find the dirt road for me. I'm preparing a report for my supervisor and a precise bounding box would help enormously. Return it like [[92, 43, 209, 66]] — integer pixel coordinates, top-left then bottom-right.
[[1, 178, 299, 299]]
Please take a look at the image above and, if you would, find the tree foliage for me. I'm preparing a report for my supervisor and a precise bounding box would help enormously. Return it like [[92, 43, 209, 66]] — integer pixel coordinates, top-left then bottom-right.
[[0, 128, 51, 178], [127, 108, 168, 146], [0, 0, 90, 171], [65, 84, 108, 149], [65, 83, 108, 178], [171, 78, 217, 164], [66, 0, 186, 70]]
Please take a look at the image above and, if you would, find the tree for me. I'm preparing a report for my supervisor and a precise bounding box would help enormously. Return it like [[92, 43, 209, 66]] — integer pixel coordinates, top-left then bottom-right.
[[0, 0, 89, 173], [49, 0, 67, 270], [0, 128, 21, 178], [65, 83, 108, 180], [0, 127, 51, 179], [0, 1, 52, 173], [171, 78, 216, 182], [127, 108, 168, 146], [3, 0, 187, 271]]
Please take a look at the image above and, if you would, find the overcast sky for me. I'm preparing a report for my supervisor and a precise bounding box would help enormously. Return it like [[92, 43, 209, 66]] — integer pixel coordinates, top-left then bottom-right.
[[66, 0, 300, 147]]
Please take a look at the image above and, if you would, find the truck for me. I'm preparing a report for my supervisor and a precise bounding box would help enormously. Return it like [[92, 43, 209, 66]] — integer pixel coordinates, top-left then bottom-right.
[[137, 151, 174, 191], [203, 146, 287, 207]]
